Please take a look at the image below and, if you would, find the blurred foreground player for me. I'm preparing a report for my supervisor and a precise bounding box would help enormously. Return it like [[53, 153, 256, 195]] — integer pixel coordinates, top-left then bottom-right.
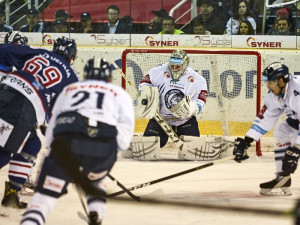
[[0, 36, 78, 209], [20, 59, 134, 225], [234, 62, 300, 196]]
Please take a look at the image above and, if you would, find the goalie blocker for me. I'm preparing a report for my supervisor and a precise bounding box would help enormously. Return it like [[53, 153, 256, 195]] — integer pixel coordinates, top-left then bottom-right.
[[121, 135, 234, 161], [135, 85, 160, 119]]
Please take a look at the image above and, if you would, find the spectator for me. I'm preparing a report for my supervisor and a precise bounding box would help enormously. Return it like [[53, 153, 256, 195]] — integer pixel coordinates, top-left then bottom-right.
[[267, 17, 293, 35], [53, 20, 68, 33], [225, 0, 256, 34], [55, 9, 72, 21], [19, 8, 44, 32], [237, 19, 255, 34], [145, 8, 169, 34], [187, 0, 226, 35], [77, 12, 96, 33], [0, 8, 13, 32], [193, 20, 211, 34], [46, 9, 75, 33], [121, 15, 134, 33], [275, 7, 294, 32], [276, 7, 290, 19], [158, 16, 184, 34], [98, 5, 131, 34]]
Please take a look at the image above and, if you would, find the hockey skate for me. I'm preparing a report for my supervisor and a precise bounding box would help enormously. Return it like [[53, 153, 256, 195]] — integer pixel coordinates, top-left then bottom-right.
[[259, 174, 292, 196], [1, 181, 27, 209], [24, 176, 36, 190], [20, 176, 36, 196], [89, 211, 102, 225]]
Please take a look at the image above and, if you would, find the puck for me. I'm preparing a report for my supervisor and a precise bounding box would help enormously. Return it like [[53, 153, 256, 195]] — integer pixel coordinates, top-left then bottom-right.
[[141, 99, 148, 105]]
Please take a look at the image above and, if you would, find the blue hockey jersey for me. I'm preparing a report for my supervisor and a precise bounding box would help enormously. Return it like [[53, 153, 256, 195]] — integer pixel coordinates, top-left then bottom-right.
[[0, 44, 79, 125]]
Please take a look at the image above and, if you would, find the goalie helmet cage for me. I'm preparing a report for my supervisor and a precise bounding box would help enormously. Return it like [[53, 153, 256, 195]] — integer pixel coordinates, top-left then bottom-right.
[[121, 49, 262, 156]]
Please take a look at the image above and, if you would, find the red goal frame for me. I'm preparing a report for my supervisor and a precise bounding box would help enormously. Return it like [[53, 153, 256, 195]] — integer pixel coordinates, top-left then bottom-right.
[[122, 49, 262, 156]]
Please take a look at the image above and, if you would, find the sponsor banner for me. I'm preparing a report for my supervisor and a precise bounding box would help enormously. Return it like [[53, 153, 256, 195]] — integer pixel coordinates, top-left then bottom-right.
[[0, 32, 299, 49], [70, 33, 131, 46], [131, 34, 177, 47], [42, 33, 65, 45], [232, 35, 296, 49], [0, 32, 42, 45], [131, 34, 232, 48], [41, 33, 131, 46], [190, 35, 232, 48]]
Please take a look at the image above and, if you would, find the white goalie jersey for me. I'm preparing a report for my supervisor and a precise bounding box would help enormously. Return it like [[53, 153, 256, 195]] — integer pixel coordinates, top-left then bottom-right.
[[246, 75, 300, 144], [45, 80, 135, 151], [139, 63, 208, 126]]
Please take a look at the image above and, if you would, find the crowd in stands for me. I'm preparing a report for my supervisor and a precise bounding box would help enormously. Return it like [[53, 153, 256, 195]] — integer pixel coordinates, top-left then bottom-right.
[[0, 0, 299, 35]]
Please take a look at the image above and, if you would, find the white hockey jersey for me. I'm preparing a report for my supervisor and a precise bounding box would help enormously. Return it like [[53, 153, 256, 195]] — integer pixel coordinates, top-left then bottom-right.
[[246, 75, 300, 145], [139, 63, 208, 126], [45, 80, 135, 151]]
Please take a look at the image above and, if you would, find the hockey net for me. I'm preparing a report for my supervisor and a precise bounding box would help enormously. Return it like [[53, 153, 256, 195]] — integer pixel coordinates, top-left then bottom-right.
[[121, 49, 273, 156]]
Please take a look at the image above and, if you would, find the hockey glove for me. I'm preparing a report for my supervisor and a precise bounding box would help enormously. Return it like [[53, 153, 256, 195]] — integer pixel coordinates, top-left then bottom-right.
[[39, 124, 47, 136], [282, 146, 300, 174], [233, 137, 252, 163], [136, 85, 160, 119], [170, 95, 198, 119]]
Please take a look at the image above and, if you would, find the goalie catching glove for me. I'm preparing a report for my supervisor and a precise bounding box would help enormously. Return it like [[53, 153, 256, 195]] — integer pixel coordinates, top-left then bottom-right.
[[233, 137, 253, 162], [170, 95, 199, 119], [135, 85, 160, 119]]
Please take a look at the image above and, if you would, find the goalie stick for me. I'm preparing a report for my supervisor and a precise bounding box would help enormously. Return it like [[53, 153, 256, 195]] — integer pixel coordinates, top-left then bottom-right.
[[111, 60, 184, 149], [108, 155, 234, 198]]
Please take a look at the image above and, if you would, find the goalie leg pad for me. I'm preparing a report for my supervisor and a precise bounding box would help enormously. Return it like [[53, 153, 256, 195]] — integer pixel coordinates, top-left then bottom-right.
[[126, 136, 161, 161], [178, 136, 234, 161], [135, 85, 160, 119]]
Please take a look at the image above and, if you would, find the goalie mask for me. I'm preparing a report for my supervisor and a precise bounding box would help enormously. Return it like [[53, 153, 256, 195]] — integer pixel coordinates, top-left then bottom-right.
[[4, 31, 28, 45], [53, 37, 77, 62], [84, 58, 112, 82], [169, 49, 189, 81], [262, 62, 290, 83]]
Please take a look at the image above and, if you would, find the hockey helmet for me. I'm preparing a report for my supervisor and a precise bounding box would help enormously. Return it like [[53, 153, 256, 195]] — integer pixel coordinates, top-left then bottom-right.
[[4, 31, 28, 45], [262, 62, 290, 82], [169, 49, 189, 80], [84, 58, 112, 82], [52, 36, 77, 62]]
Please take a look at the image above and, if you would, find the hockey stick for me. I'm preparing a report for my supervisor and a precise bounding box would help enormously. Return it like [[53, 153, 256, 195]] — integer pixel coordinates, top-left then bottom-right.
[[111, 60, 184, 149], [108, 155, 234, 198], [74, 184, 89, 217], [105, 193, 293, 218], [108, 174, 141, 202]]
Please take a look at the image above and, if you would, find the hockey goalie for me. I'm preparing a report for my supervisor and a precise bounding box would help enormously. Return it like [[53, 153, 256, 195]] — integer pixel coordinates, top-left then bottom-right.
[[122, 49, 234, 161]]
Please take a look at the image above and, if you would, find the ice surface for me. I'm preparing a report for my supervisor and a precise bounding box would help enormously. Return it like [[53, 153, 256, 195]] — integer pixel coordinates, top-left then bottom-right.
[[0, 147, 299, 225]]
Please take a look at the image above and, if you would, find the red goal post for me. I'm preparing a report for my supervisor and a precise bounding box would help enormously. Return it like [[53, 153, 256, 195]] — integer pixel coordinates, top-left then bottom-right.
[[121, 49, 262, 156]]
